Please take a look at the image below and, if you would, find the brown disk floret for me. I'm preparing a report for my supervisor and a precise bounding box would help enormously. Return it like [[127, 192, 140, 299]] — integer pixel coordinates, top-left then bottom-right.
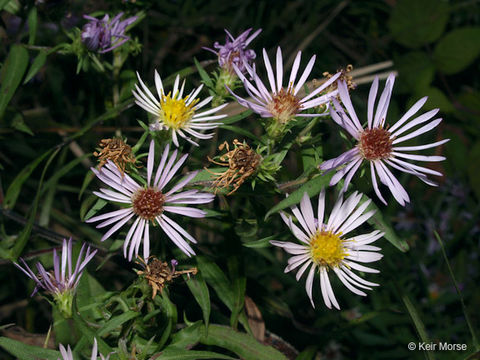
[[358, 127, 393, 160], [132, 188, 165, 221]]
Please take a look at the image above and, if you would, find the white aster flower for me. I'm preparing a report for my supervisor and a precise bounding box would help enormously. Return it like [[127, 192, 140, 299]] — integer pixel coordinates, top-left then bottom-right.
[[86, 140, 214, 260], [271, 190, 384, 309], [132, 70, 228, 147], [58, 338, 110, 360], [229, 47, 342, 124], [320, 73, 449, 206]]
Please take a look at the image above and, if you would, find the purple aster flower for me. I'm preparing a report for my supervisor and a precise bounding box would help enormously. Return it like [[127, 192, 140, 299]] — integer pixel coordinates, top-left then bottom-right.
[[133, 71, 227, 147], [86, 140, 215, 260], [271, 190, 383, 309], [81, 12, 137, 53], [204, 28, 262, 74], [229, 47, 341, 124], [14, 238, 97, 317], [319, 74, 450, 206]]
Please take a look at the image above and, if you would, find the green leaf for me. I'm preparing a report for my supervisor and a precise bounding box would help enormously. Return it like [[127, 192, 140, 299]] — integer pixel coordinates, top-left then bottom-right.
[[201, 325, 288, 360], [228, 258, 246, 330], [168, 321, 204, 349], [185, 272, 211, 329], [154, 291, 178, 349], [219, 125, 259, 141], [402, 295, 434, 360], [3, 149, 52, 209], [388, 0, 449, 48], [264, 173, 334, 219], [194, 57, 214, 89], [364, 195, 409, 252], [84, 198, 107, 221], [0, 337, 60, 360], [243, 235, 278, 248], [295, 346, 317, 360], [433, 27, 480, 74], [10, 113, 34, 135], [0, 0, 11, 10], [0, 44, 29, 119], [417, 87, 454, 113], [220, 110, 253, 125], [97, 311, 139, 336], [197, 257, 235, 310], [27, 6, 37, 45], [157, 348, 234, 360], [23, 51, 47, 84]]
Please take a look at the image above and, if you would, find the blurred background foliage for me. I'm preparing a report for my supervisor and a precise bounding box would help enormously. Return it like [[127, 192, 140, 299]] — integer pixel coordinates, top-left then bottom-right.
[[0, 0, 479, 359]]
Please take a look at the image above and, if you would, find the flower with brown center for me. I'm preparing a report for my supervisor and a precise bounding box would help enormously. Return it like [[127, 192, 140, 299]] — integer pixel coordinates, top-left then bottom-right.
[[86, 140, 215, 261], [93, 138, 137, 175], [207, 139, 261, 195], [319, 74, 449, 206], [228, 47, 341, 125]]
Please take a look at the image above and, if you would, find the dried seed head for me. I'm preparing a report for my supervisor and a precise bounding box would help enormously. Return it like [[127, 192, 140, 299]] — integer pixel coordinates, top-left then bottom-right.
[[93, 138, 137, 175], [207, 139, 261, 195], [321, 64, 356, 93], [135, 256, 198, 299]]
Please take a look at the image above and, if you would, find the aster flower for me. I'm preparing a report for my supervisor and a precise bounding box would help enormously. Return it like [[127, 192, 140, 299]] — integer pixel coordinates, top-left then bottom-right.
[[14, 238, 97, 317], [229, 47, 342, 125], [81, 12, 137, 53], [86, 140, 214, 260], [59, 338, 110, 360], [133, 71, 227, 147], [204, 28, 262, 74], [319, 74, 449, 206], [270, 191, 383, 309]]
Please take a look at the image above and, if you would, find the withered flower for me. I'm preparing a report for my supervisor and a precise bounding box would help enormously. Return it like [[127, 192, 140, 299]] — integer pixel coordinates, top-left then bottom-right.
[[134, 257, 197, 299], [207, 139, 261, 195], [93, 138, 137, 175], [321, 64, 356, 94]]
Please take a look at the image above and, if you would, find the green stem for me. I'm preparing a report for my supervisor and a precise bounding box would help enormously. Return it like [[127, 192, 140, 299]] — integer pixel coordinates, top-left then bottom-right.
[[435, 231, 479, 350]]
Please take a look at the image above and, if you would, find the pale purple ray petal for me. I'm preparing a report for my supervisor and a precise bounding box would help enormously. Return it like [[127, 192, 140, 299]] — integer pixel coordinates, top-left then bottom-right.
[[101, 212, 135, 241], [300, 192, 316, 235], [388, 96, 428, 133], [392, 118, 443, 145], [163, 206, 206, 218], [393, 138, 449, 151], [367, 76, 379, 129], [370, 161, 387, 205], [276, 47, 283, 92], [390, 108, 439, 138], [317, 189, 326, 230], [293, 54, 316, 95], [305, 265, 316, 308], [262, 48, 277, 94]]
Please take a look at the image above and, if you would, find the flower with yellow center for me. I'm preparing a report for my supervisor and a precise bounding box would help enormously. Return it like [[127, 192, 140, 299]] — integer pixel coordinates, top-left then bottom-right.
[[319, 74, 449, 206], [271, 190, 384, 309], [133, 71, 228, 147]]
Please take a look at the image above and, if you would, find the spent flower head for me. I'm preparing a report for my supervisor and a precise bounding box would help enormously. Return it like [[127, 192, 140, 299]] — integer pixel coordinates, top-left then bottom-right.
[[81, 12, 137, 53], [135, 256, 197, 299], [86, 140, 215, 260], [207, 139, 261, 195], [93, 138, 138, 176], [319, 74, 449, 206], [271, 190, 383, 309], [14, 238, 97, 318], [133, 71, 227, 147]]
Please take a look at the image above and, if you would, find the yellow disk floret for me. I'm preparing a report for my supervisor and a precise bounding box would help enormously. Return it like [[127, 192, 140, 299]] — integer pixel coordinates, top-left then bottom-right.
[[309, 230, 348, 268], [159, 93, 198, 129]]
